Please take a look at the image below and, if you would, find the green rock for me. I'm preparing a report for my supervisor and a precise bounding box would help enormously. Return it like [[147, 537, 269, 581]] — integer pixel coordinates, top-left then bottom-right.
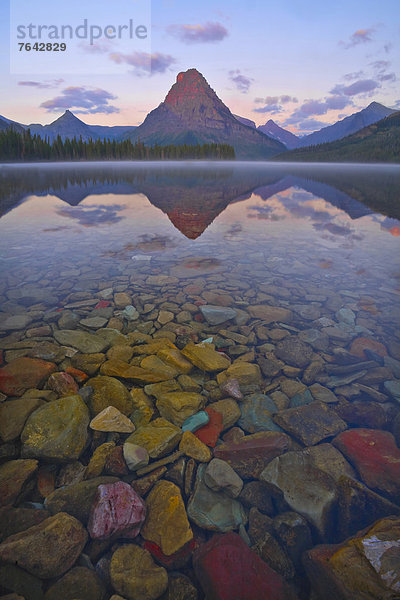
[[187, 464, 247, 532], [85, 375, 132, 416], [21, 396, 89, 462]]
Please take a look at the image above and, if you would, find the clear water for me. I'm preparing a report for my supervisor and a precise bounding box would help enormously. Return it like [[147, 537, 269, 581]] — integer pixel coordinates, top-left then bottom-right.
[[0, 161, 399, 311]]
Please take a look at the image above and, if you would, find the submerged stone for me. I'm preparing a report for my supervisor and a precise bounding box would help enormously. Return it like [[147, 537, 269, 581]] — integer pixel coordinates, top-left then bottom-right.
[[187, 464, 247, 532], [21, 395, 89, 462], [0, 357, 56, 397], [88, 481, 146, 540], [193, 532, 297, 600], [141, 480, 193, 556], [110, 544, 168, 600], [0, 512, 87, 579]]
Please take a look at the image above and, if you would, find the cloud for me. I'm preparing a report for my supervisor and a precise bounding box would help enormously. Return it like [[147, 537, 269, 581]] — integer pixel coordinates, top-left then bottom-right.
[[370, 60, 390, 72], [330, 79, 380, 96], [281, 116, 331, 134], [377, 72, 396, 83], [57, 204, 126, 227], [167, 22, 228, 44], [109, 51, 176, 75], [40, 86, 119, 114], [228, 70, 253, 93], [253, 104, 281, 114], [288, 95, 352, 120], [18, 79, 64, 89], [255, 95, 298, 104], [343, 70, 365, 81], [341, 28, 375, 49], [293, 118, 331, 133], [253, 95, 298, 114]]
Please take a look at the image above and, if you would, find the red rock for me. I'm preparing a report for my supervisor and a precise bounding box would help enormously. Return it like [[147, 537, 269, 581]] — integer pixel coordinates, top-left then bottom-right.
[[195, 407, 223, 447], [104, 445, 129, 477], [143, 538, 196, 569], [0, 357, 56, 397], [194, 313, 205, 322], [214, 431, 291, 478], [349, 337, 387, 359], [88, 481, 146, 540], [66, 366, 89, 384], [333, 428, 400, 502], [47, 372, 79, 396], [95, 300, 111, 308], [193, 532, 298, 600]]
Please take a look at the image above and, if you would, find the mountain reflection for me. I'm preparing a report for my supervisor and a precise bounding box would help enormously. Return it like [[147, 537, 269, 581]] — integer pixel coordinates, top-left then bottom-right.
[[0, 162, 399, 239]]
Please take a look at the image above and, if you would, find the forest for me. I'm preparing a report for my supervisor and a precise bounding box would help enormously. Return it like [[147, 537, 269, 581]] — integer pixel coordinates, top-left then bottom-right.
[[0, 128, 236, 161]]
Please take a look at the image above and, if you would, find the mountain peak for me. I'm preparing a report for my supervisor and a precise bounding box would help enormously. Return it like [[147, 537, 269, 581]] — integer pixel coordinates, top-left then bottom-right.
[[165, 68, 216, 109]]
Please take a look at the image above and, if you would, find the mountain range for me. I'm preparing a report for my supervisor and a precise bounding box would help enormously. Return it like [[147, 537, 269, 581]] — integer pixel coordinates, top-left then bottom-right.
[[277, 110, 400, 163], [295, 101, 396, 147], [0, 68, 397, 159], [0, 110, 137, 142]]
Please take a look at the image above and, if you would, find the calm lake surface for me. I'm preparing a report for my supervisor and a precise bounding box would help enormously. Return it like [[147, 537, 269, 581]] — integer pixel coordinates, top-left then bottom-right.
[[0, 161, 400, 598]]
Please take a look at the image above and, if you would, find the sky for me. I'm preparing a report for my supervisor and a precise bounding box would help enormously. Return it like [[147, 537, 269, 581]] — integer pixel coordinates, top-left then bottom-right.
[[0, 0, 399, 135]]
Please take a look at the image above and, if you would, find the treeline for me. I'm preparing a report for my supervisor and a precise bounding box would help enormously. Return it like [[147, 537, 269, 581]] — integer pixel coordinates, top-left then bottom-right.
[[0, 128, 235, 161]]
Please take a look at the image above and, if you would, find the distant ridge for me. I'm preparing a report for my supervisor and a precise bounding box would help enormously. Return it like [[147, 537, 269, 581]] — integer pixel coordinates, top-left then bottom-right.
[[297, 102, 396, 147], [276, 111, 400, 163]]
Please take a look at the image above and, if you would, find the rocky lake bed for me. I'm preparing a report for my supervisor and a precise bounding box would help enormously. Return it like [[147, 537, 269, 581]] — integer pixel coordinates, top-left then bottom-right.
[[0, 163, 400, 600]]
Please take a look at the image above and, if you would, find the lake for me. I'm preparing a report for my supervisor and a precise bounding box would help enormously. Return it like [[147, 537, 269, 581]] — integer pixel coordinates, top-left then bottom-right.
[[0, 161, 400, 599]]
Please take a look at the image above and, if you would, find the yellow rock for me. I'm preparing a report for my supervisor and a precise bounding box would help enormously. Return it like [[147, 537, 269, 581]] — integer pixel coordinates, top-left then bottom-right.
[[100, 359, 170, 383], [141, 480, 193, 555], [126, 418, 181, 459], [179, 431, 212, 462], [130, 389, 154, 428], [156, 392, 205, 427], [85, 442, 116, 479], [90, 406, 135, 433], [85, 375, 132, 416], [144, 380, 181, 401], [131, 339, 176, 356], [217, 362, 261, 387], [110, 544, 168, 600], [140, 355, 179, 380], [157, 348, 193, 375], [181, 343, 231, 372]]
